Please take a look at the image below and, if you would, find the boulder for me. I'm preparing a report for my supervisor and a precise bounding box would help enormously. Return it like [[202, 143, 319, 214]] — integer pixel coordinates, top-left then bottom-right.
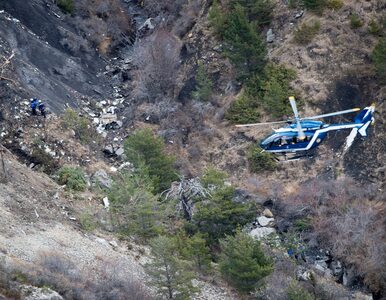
[[92, 169, 112, 189], [21, 285, 63, 300], [250, 227, 276, 240], [266, 28, 275, 43], [257, 216, 274, 227], [115, 147, 124, 157], [263, 208, 273, 218]]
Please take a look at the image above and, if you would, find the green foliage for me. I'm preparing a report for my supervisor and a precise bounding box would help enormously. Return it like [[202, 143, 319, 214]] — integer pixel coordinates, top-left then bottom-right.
[[56, 0, 74, 14], [226, 64, 297, 123], [146, 236, 198, 299], [257, 64, 297, 118], [201, 167, 228, 188], [57, 165, 87, 191], [177, 232, 212, 273], [293, 20, 321, 45], [192, 62, 213, 102], [222, 5, 267, 81], [192, 186, 256, 245], [109, 168, 163, 240], [229, 0, 274, 26], [219, 231, 273, 293], [302, 0, 326, 14], [294, 217, 312, 232], [287, 282, 315, 300], [368, 18, 385, 36], [208, 0, 227, 37], [288, 0, 301, 9], [62, 108, 96, 144], [124, 129, 178, 193], [371, 38, 386, 84], [350, 14, 363, 29], [248, 145, 277, 172], [225, 93, 260, 124], [79, 213, 96, 231], [326, 0, 343, 10]]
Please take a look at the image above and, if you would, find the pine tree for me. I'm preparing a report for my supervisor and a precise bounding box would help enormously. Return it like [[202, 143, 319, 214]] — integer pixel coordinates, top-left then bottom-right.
[[219, 231, 273, 293], [124, 129, 178, 192], [177, 232, 212, 273], [192, 62, 213, 102], [193, 186, 256, 245], [109, 167, 162, 240], [146, 236, 198, 299]]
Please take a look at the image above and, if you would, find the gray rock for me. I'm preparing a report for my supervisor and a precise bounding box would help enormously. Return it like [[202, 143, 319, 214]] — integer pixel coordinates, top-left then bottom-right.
[[295, 10, 304, 19], [330, 260, 343, 277], [21, 285, 63, 300], [103, 145, 114, 155], [92, 169, 112, 189], [250, 227, 276, 240], [263, 208, 274, 218], [266, 28, 275, 43], [257, 216, 274, 227], [115, 147, 124, 157]]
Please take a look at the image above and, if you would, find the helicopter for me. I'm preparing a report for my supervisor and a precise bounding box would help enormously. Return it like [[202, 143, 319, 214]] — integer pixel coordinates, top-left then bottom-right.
[[236, 97, 375, 158]]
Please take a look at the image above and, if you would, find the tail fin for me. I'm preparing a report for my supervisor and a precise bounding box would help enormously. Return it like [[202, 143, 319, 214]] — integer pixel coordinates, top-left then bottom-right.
[[354, 104, 375, 124], [358, 121, 372, 137]]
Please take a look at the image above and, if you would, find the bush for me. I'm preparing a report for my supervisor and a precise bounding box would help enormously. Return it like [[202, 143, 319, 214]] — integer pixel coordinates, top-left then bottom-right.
[[192, 186, 256, 245], [62, 108, 97, 144], [326, 0, 343, 10], [57, 165, 87, 191], [293, 20, 321, 45], [350, 14, 363, 29], [248, 145, 277, 172], [287, 282, 315, 300], [79, 213, 96, 231], [192, 61, 213, 102], [109, 168, 163, 240], [133, 30, 182, 101], [201, 167, 227, 188], [56, 0, 74, 14], [124, 129, 179, 193], [219, 231, 273, 293], [302, 0, 326, 14], [372, 38, 386, 83], [225, 93, 260, 124], [368, 19, 384, 36], [257, 64, 297, 118]]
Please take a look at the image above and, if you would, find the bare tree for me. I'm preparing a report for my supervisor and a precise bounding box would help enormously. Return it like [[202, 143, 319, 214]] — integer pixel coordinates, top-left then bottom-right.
[[133, 29, 182, 102]]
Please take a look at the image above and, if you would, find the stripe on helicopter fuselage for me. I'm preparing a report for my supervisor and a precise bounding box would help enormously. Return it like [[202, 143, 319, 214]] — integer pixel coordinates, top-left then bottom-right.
[[267, 123, 361, 153]]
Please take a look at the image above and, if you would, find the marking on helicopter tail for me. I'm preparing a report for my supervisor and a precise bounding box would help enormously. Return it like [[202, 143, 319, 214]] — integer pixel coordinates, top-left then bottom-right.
[[343, 128, 358, 152]]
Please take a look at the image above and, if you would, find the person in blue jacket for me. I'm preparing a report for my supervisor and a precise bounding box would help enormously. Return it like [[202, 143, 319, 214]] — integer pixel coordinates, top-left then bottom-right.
[[30, 98, 39, 115]]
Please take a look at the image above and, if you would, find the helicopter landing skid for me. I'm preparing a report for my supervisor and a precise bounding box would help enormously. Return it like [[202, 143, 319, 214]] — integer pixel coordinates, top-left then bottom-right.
[[275, 152, 314, 162]]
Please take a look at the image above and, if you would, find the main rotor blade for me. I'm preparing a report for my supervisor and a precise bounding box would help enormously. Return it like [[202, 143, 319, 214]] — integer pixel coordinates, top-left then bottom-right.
[[235, 120, 289, 127], [296, 120, 306, 140], [301, 108, 360, 120], [289, 96, 299, 119]]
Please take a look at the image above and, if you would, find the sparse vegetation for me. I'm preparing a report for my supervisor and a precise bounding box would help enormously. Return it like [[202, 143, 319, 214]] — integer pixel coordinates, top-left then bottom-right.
[[350, 14, 363, 29], [287, 282, 315, 300], [293, 20, 321, 45], [219, 230, 273, 293], [56, 0, 74, 14], [326, 0, 343, 10], [192, 61, 213, 102], [247, 145, 277, 172], [57, 165, 87, 191], [62, 108, 97, 144], [109, 169, 163, 240], [146, 236, 197, 299], [371, 38, 386, 83], [302, 0, 326, 14]]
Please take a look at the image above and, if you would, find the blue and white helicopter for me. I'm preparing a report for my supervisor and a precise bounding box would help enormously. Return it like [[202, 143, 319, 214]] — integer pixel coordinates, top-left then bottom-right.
[[236, 97, 375, 157]]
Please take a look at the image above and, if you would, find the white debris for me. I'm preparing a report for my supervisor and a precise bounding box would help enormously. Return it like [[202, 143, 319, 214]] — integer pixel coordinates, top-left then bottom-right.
[[102, 197, 110, 209]]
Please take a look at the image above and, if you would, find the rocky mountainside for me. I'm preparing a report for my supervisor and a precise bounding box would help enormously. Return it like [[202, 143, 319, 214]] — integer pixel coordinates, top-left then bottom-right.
[[0, 0, 385, 299]]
